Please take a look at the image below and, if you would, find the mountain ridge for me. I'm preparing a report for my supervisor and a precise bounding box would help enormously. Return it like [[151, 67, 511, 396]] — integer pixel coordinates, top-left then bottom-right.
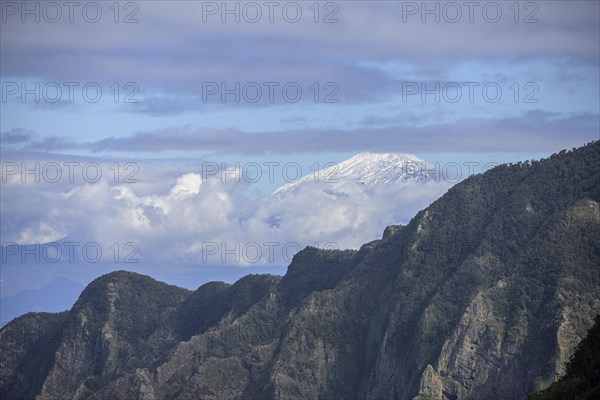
[[1, 141, 599, 400]]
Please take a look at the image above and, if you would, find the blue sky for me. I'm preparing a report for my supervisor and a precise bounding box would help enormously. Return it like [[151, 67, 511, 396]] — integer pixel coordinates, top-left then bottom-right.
[[1, 1, 599, 295]]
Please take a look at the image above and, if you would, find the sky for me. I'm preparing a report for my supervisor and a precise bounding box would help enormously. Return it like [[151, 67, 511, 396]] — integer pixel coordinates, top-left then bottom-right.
[[1, 0, 599, 298]]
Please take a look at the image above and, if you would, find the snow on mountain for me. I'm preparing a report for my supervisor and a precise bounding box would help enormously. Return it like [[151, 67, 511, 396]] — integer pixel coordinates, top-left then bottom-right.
[[265, 152, 450, 239], [273, 152, 436, 194]]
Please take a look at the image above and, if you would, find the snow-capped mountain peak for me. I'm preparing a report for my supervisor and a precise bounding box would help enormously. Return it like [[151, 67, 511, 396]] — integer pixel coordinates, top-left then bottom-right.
[[273, 152, 435, 194]]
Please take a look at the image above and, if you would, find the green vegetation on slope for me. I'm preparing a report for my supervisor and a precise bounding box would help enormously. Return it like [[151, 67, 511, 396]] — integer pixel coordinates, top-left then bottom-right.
[[528, 315, 600, 400]]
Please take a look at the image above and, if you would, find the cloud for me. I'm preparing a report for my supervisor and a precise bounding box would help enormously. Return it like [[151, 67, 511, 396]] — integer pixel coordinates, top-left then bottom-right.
[[0, 153, 453, 267], [0, 128, 36, 148], [16, 222, 66, 244], [1, 130, 79, 152], [7, 110, 592, 154], [2, 2, 597, 110]]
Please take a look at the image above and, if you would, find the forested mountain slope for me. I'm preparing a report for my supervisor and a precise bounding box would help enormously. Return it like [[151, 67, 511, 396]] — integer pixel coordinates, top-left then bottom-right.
[[1, 141, 599, 400]]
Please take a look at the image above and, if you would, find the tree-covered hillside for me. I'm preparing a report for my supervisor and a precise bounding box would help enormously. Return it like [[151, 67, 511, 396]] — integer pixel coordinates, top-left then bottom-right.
[[1, 141, 599, 400]]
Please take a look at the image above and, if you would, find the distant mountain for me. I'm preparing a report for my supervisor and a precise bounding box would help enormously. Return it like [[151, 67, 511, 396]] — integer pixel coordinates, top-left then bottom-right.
[[267, 151, 447, 239], [1, 141, 599, 400], [273, 152, 435, 194], [0, 257, 287, 326], [0, 277, 84, 327]]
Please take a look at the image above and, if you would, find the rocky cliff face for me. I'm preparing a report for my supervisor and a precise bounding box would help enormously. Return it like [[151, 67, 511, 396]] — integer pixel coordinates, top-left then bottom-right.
[[1, 142, 599, 400]]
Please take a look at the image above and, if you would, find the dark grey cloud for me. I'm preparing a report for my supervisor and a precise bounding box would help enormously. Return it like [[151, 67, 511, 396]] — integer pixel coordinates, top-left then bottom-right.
[[13, 110, 591, 154], [1, 128, 35, 145], [2, 1, 597, 112], [1, 129, 78, 152], [120, 64, 392, 116]]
